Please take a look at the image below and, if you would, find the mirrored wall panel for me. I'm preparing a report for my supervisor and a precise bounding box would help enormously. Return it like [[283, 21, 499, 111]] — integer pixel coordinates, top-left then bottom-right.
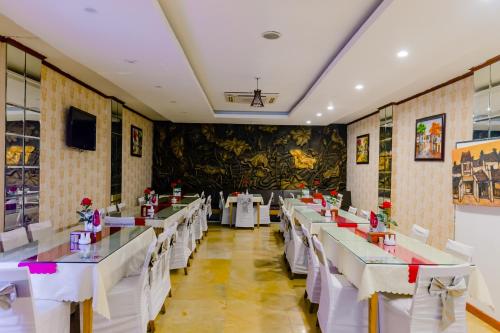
[[473, 61, 500, 139]]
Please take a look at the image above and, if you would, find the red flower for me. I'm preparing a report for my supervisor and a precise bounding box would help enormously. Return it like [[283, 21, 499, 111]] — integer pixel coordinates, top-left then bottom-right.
[[381, 201, 392, 209], [170, 181, 177, 188], [176, 179, 182, 185], [144, 188, 152, 195], [330, 190, 338, 197], [298, 183, 305, 189], [81, 197, 92, 207]]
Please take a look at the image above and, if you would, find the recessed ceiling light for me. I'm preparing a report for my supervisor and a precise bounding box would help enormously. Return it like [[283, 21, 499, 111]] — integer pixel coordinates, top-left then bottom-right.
[[355, 84, 364, 90], [154, 85, 162, 89], [262, 31, 281, 40], [397, 49, 409, 58], [84, 7, 98, 14], [124, 59, 137, 64], [306, 120, 311, 124], [170, 100, 177, 104], [316, 113, 323, 117], [327, 105, 334, 111]]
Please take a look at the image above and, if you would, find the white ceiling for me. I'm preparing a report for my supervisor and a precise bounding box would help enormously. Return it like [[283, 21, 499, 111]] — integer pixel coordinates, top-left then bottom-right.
[[1, 0, 500, 125]]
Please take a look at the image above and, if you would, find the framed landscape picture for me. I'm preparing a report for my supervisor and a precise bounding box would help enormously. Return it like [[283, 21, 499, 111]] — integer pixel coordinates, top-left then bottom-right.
[[356, 134, 369, 164], [131, 125, 143, 157], [415, 113, 446, 161]]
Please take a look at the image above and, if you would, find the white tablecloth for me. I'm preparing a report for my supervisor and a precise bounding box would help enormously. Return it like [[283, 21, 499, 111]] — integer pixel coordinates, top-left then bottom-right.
[[319, 227, 494, 310], [225, 195, 264, 208], [27, 227, 156, 319]]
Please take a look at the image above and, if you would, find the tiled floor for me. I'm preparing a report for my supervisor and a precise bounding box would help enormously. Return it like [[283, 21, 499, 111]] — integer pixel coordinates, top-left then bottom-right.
[[155, 224, 497, 333]]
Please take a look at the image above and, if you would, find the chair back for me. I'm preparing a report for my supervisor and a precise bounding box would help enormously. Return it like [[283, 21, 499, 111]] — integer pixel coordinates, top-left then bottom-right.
[[348, 206, 358, 215], [106, 205, 117, 214], [290, 193, 295, 198], [236, 194, 254, 226], [0, 228, 29, 252], [140, 239, 160, 281], [138, 197, 145, 206], [410, 264, 471, 331], [300, 224, 318, 269], [117, 202, 126, 211], [0, 267, 37, 331], [278, 195, 284, 206], [266, 192, 274, 207], [445, 240, 474, 263], [200, 191, 205, 199], [206, 195, 212, 217], [27, 221, 52, 242], [411, 224, 430, 244], [104, 216, 135, 227], [360, 210, 370, 220], [219, 191, 225, 209]]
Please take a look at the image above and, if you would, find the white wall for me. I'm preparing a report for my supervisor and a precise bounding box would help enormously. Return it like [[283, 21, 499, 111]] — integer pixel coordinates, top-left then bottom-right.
[[455, 140, 500, 321]]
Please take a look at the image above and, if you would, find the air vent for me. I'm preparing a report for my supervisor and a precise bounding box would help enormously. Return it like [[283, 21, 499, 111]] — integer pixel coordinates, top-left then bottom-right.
[[224, 92, 279, 105]]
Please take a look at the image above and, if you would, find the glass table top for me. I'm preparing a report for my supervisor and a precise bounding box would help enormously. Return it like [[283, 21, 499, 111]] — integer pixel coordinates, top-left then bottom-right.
[[0, 225, 151, 264], [294, 206, 369, 225], [112, 204, 186, 221], [320, 224, 466, 266]]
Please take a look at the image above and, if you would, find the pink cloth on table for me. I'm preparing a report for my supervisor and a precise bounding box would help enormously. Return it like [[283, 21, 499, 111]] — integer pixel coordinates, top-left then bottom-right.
[[18, 262, 57, 274], [408, 258, 427, 283], [337, 222, 358, 228]]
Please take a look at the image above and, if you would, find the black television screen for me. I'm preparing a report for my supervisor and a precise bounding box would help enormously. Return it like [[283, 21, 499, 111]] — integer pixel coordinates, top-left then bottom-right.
[[66, 107, 96, 151]]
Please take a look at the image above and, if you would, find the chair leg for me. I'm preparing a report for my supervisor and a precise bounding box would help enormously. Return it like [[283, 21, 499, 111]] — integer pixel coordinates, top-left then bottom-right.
[[169, 290, 172, 297], [290, 273, 295, 280], [184, 267, 188, 275], [304, 290, 307, 299], [190, 253, 194, 259], [160, 304, 166, 315], [309, 302, 315, 314], [148, 320, 156, 333], [187, 260, 191, 267]]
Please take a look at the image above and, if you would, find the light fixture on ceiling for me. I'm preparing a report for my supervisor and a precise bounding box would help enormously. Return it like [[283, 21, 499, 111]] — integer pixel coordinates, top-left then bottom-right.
[[84, 7, 98, 14], [306, 120, 311, 124], [397, 49, 409, 58], [262, 31, 281, 40], [154, 85, 162, 89], [316, 113, 323, 117], [251, 77, 264, 107], [170, 100, 177, 104], [124, 59, 138, 64], [327, 105, 334, 111], [355, 84, 364, 90]]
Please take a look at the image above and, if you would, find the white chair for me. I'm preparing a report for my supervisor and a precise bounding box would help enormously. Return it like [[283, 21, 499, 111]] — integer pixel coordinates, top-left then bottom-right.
[[279, 196, 286, 233], [300, 224, 321, 311], [312, 236, 368, 333], [379, 264, 471, 333], [336, 193, 344, 208], [290, 193, 295, 198], [257, 192, 274, 225], [117, 202, 126, 211], [148, 229, 175, 325], [201, 195, 211, 233], [282, 209, 292, 246], [348, 206, 358, 215], [411, 224, 430, 244], [170, 211, 193, 275], [0, 227, 29, 252], [360, 210, 370, 220], [219, 191, 230, 225], [104, 216, 135, 227], [27, 221, 53, 242], [235, 194, 254, 228], [106, 204, 117, 214], [93, 239, 157, 333], [285, 219, 308, 278], [445, 240, 474, 263], [193, 202, 203, 243], [0, 266, 70, 333]]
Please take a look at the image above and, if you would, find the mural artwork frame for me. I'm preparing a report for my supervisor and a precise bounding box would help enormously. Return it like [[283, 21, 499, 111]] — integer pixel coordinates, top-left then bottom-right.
[[356, 134, 370, 164], [414, 113, 446, 161], [131, 125, 143, 157]]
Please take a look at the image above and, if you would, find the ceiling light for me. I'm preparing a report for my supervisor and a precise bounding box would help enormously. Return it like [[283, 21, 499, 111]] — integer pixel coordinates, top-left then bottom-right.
[[154, 85, 162, 89], [306, 120, 311, 124], [316, 113, 323, 117], [327, 105, 334, 111], [262, 31, 281, 40], [397, 49, 409, 58], [355, 84, 364, 90], [251, 77, 264, 107], [170, 100, 177, 104], [84, 7, 98, 14], [124, 59, 137, 64]]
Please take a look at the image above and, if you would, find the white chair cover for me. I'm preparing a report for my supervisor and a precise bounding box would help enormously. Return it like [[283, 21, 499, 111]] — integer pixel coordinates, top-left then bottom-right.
[[445, 240, 474, 263], [312, 236, 368, 333], [170, 212, 192, 270], [93, 239, 157, 333], [348, 206, 358, 215], [117, 202, 126, 211], [219, 191, 230, 225], [186, 208, 197, 253], [411, 224, 430, 244], [104, 216, 135, 227], [301, 225, 321, 304], [0, 267, 70, 333], [138, 197, 145, 206], [282, 209, 292, 246], [106, 205, 117, 214], [0, 228, 29, 252], [257, 192, 274, 225], [379, 264, 471, 333], [27, 221, 52, 242], [193, 205, 203, 241], [235, 194, 254, 228], [201, 196, 211, 232], [360, 210, 370, 220], [285, 219, 308, 275]]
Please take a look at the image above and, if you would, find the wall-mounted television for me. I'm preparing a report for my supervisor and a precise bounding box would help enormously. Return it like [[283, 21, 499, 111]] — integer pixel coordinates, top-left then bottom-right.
[[66, 106, 96, 151]]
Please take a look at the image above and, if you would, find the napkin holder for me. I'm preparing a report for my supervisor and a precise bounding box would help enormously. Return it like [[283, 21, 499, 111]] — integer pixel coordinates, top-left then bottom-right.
[[366, 231, 395, 243]]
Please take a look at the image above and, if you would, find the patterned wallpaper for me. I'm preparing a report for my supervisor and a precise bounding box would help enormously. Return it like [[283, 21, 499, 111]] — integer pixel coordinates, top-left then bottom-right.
[[39, 66, 111, 230], [346, 113, 380, 213], [121, 109, 153, 208], [153, 123, 347, 194], [391, 77, 474, 248]]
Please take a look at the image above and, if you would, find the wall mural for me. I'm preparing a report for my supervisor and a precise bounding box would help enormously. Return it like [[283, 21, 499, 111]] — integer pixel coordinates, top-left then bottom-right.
[[152, 122, 347, 194]]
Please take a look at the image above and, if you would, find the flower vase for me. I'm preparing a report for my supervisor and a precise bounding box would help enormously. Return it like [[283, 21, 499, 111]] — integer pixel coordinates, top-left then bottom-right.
[[376, 223, 386, 233], [331, 207, 338, 219]]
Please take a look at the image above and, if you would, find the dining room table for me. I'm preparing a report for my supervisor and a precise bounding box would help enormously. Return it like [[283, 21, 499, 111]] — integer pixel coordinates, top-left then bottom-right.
[[0, 224, 156, 333], [318, 224, 494, 333], [294, 205, 369, 234], [224, 193, 264, 227]]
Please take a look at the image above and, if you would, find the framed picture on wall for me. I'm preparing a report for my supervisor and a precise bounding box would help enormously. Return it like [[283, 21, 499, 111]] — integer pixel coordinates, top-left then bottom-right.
[[131, 125, 143, 157], [356, 134, 369, 164], [415, 113, 446, 161]]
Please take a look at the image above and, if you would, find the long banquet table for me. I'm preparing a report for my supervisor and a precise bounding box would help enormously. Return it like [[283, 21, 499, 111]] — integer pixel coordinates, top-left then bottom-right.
[[318, 224, 494, 333], [294, 205, 369, 233], [225, 193, 264, 227], [0, 225, 155, 333]]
